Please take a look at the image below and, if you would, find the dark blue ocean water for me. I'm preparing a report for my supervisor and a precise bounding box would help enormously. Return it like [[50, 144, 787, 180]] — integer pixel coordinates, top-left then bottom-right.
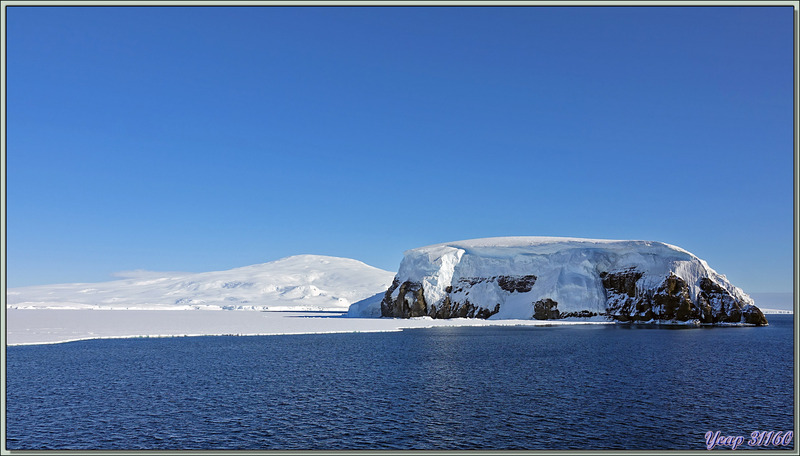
[[6, 315, 795, 450]]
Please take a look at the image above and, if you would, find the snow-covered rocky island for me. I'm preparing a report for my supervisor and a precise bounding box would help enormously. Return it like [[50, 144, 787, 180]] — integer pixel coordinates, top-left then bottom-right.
[[352, 237, 768, 326]]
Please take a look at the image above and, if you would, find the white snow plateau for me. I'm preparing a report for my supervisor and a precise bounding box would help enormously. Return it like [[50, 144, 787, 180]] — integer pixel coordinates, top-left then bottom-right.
[[7, 255, 395, 312]]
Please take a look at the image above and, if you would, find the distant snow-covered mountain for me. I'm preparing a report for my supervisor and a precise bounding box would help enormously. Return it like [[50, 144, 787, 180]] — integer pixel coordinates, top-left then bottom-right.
[[7, 255, 395, 312]]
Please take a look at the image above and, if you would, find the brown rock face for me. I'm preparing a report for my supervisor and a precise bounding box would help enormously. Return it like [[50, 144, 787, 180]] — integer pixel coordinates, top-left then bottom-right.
[[428, 297, 500, 319], [380, 279, 428, 318], [697, 277, 768, 325], [742, 306, 769, 325], [533, 298, 560, 320], [652, 274, 697, 321], [449, 275, 537, 294], [379, 275, 534, 319], [560, 310, 599, 318], [602, 268, 644, 321], [602, 269, 768, 326], [496, 275, 538, 293], [601, 268, 642, 298]]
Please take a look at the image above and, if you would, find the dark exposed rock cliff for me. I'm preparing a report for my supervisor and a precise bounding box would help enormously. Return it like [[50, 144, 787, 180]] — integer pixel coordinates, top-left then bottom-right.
[[533, 298, 560, 320], [380, 275, 531, 319], [601, 269, 767, 325]]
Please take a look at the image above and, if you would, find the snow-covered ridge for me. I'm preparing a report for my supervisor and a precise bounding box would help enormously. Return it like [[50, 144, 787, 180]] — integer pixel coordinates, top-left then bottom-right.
[[7, 255, 395, 312], [359, 236, 767, 325], [760, 309, 793, 315]]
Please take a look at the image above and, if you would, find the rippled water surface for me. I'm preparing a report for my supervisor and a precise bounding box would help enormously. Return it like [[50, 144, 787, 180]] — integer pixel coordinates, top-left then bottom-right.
[[7, 315, 794, 450]]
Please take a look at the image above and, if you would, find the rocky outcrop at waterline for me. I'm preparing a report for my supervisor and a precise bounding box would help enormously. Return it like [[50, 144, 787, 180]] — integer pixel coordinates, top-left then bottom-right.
[[602, 270, 766, 325]]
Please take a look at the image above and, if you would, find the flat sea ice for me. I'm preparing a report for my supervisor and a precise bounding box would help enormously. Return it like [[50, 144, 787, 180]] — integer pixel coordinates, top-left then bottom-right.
[[6, 309, 613, 346]]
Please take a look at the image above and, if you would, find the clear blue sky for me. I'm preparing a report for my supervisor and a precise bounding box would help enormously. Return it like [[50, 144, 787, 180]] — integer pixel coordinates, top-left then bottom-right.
[[7, 6, 794, 293]]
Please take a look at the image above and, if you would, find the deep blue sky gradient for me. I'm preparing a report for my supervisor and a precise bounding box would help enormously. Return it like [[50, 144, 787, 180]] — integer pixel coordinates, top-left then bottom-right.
[[7, 6, 794, 292]]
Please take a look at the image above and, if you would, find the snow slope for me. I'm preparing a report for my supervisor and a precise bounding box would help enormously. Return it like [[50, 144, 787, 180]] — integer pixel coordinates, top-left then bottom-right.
[[357, 236, 766, 324], [7, 255, 395, 312]]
